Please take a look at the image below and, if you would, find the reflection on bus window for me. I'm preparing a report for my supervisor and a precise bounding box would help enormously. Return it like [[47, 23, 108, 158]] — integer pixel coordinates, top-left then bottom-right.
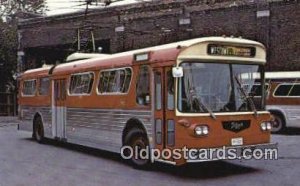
[[23, 80, 36, 96], [98, 68, 132, 94], [154, 72, 162, 110], [178, 62, 263, 113], [39, 77, 50, 96], [167, 70, 175, 110], [69, 73, 94, 95], [136, 66, 150, 106]]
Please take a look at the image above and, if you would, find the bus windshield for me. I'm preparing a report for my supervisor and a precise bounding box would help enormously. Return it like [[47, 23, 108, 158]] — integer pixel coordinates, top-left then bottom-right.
[[178, 62, 264, 113]]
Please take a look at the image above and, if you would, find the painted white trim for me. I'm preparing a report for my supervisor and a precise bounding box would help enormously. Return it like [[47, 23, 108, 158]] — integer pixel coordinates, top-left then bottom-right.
[[175, 110, 269, 117]]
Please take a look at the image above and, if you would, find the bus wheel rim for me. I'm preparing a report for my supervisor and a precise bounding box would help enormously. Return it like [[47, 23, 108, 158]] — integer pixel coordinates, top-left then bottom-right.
[[132, 137, 148, 165], [272, 117, 282, 132]]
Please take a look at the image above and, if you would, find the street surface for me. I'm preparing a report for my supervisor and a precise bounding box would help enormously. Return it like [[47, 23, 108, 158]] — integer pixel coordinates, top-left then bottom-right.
[[0, 117, 299, 186]]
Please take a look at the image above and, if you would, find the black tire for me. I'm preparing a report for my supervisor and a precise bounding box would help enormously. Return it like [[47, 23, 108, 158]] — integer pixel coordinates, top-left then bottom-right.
[[33, 116, 45, 143], [124, 128, 150, 169], [271, 113, 285, 133]]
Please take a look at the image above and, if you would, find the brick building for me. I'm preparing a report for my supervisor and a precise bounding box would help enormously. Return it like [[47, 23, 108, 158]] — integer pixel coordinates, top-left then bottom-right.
[[17, 0, 300, 72]]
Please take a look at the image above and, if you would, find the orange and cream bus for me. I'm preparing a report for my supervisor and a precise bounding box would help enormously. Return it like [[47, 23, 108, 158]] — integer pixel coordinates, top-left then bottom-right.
[[18, 37, 277, 167], [251, 71, 300, 133]]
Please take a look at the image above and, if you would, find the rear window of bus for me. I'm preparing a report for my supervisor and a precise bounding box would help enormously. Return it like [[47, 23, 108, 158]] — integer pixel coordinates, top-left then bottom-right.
[[22, 79, 36, 96], [274, 83, 300, 97]]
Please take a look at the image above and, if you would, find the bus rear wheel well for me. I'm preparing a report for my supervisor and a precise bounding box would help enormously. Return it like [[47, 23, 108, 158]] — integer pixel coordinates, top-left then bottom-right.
[[33, 113, 42, 126], [122, 118, 147, 146], [32, 113, 44, 141]]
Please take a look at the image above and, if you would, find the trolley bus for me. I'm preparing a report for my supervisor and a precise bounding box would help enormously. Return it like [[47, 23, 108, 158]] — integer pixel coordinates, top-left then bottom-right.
[[18, 37, 276, 167], [251, 71, 300, 133]]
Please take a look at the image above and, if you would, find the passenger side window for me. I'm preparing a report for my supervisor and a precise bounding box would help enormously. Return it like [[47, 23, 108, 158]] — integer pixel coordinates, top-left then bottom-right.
[[39, 77, 50, 96], [98, 68, 132, 94], [288, 84, 300, 96], [136, 66, 150, 106], [274, 84, 293, 97], [273, 83, 300, 97], [22, 80, 36, 96], [69, 72, 94, 95]]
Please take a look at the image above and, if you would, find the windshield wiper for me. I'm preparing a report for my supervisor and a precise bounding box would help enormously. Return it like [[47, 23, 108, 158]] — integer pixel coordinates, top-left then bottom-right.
[[192, 95, 216, 120], [234, 76, 258, 117]]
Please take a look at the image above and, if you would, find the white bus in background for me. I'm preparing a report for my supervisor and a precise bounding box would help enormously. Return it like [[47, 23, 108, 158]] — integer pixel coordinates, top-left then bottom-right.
[[252, 71, 300, 133]]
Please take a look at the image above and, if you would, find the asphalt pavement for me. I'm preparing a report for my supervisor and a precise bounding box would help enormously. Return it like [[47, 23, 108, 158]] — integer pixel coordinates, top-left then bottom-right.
[[0, 117, 299, 186]]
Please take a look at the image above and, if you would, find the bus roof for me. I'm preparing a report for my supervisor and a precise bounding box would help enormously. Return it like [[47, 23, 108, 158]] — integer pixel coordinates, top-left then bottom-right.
[[66, 52, 111, 62], [21, 65, 53, 79], [265, 71, 300, 79], [21, 37, 266, 77]]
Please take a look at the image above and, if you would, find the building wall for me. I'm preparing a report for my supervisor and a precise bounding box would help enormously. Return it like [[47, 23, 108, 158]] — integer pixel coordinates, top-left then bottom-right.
[[18, 0, 300, 71]]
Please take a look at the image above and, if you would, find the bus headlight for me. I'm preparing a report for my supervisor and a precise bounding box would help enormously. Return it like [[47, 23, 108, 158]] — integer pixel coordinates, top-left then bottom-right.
[[195, 125, 209, 136], [261, 122, 272, 131]]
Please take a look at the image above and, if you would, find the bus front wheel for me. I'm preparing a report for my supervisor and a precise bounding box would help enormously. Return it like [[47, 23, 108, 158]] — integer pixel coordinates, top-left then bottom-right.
[[33, 116, 45, 143], [124, 128, 150, 169], [271, 113, 285, 133]]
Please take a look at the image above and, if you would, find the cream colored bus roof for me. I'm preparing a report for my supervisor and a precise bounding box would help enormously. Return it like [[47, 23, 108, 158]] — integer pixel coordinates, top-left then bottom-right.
[[58, 37, 266, 69], [22, 65, 53, 75], [265, 71, 300, 79], [23, 37, 266, 75]]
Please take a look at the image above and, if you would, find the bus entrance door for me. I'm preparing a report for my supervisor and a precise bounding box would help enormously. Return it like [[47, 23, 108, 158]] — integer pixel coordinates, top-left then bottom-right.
[[52, 79, 67, 140], [153, 67, 175, 162]]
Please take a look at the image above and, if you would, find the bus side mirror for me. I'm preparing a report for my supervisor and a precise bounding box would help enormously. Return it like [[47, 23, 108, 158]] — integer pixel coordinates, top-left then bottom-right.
[[172, 67, 183, 78]]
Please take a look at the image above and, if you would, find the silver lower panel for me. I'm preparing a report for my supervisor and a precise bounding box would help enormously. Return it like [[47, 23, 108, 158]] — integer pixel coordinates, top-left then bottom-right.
[[19, 106, 153, 153], [66, 108, 153, 153], [19, 106, 52, 138], [267, 105, 300, 127]]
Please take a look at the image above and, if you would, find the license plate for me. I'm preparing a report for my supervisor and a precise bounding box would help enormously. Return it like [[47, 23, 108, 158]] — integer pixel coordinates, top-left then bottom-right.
[[231, 137, 243, 146]]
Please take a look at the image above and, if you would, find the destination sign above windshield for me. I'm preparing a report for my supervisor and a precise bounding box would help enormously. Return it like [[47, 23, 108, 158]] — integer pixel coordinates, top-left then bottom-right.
[[207, 44, 256, 57]]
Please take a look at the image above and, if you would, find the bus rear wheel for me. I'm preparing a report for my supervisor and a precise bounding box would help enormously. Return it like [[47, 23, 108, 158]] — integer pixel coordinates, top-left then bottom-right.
[[271, 114, 285, 133], [33, 117, 45, 143], [124, 128, 150, 169]]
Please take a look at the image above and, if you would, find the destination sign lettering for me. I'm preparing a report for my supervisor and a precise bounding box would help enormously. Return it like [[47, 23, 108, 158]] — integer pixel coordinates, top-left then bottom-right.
[[207, 44, 256, 57]]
